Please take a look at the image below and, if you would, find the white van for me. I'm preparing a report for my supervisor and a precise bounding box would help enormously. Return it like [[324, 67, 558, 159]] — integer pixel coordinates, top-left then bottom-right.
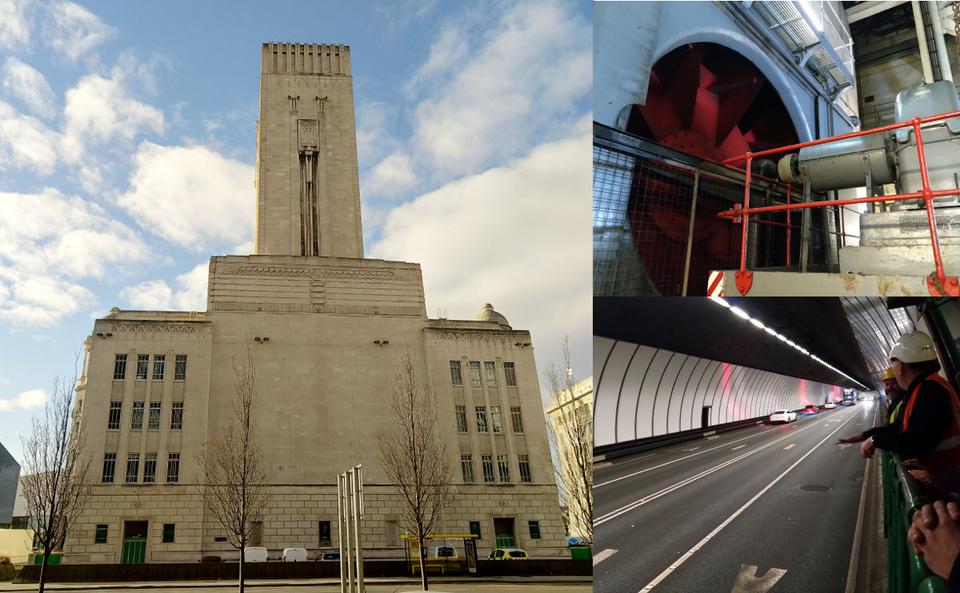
[[244, 546, 268, 562], [282, 547, 308, 562]]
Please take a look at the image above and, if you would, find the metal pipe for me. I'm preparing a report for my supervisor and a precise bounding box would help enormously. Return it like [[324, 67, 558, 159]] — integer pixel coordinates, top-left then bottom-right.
[[930, 0, 954, 82], [681, 170, 700, 296], [913, 0, 936, 83], [716, 186, 960, 216]]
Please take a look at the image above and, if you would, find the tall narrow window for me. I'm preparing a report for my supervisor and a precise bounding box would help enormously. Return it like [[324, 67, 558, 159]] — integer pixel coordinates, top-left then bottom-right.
[[162, 524, 175, 543], [469, 521, 481, 539], [94, 524, 108, 543], [460, 454, 474, 482], [319, 521, 331, 547], [101, 453, 116, 483], [504, 362, 517, 386], [131, 402, 144, 430], [475, 406, 488, 432], [152, 355, 165, 380], [511, 406, 524, 432], [136, 355, 149, 380], [468, 361, 482, 387], [113, 354, 127, 380], [174, 355, 187, 381], [143, 454, 157, 483], [491, 406, 503, 433], [528, 521, 541, 539], [171, 402, 183, 431], [125, 454, 140, 483], [484, 361, 497, 385], [519, 455, 532, 483], [497, 455, 510, 482], [481, 455, 494, 482], [449, 361, 463, 386], [455, 405, 468, 432], [166, 453, 180, 483], [107, 402, 122, 430], [148, 402, 161, 429]]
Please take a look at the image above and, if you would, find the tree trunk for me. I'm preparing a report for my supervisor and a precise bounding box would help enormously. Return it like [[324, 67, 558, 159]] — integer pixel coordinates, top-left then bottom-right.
[[38, 548, 50, 593], [418, 536, 428, 591], [238, 547, 245, 593]]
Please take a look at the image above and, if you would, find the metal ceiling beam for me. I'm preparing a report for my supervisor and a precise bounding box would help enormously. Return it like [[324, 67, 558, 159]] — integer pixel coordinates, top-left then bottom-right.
[[845, 0, 910, 24]]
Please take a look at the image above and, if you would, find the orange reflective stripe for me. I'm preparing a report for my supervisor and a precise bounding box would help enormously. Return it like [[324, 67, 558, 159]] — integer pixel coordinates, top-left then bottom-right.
[[901, 375, 959, 431]]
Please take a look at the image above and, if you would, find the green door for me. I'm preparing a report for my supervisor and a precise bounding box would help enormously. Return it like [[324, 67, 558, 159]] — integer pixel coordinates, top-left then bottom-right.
[[121, 536, 146, 564]]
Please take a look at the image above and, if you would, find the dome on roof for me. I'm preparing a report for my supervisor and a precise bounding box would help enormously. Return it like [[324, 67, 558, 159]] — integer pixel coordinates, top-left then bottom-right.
[[475, 303, 511, 328]]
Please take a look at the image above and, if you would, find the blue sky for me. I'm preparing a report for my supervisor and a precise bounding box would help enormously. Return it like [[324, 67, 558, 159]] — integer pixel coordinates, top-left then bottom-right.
[[0, 0, 592, 463]]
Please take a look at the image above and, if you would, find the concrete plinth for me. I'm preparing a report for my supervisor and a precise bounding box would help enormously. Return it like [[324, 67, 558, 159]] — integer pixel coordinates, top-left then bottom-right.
[[860, 208, 960, 246], [838, 244, 960, 277], [716, 269, 933, 296]]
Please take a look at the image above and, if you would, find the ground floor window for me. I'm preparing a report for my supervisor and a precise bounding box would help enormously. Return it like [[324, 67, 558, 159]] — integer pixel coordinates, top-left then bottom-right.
[[528, 520, 541, 540], [319, 521, 331, 547], [94, 524, 108, 544], [469, 521, 481, 539], [162, 524, 175, 543]]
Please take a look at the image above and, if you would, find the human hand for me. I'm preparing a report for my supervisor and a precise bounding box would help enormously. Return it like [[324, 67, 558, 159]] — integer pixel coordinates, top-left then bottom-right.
[[909, 501, 960, 550], [912, 501, 960, 579], [837, 434, 865, 444], [859, 438, 876, 459]]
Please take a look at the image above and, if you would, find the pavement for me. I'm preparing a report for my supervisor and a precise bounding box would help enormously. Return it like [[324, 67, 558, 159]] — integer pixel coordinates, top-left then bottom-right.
[[593, 402, 879, 593]]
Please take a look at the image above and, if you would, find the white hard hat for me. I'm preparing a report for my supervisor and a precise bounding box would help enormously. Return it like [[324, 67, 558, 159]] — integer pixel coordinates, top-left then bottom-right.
[[889, 331, 937, 364]]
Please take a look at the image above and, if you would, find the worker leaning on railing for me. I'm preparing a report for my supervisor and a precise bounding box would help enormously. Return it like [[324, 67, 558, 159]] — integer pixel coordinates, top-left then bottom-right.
[[836, 366, 906, 445]]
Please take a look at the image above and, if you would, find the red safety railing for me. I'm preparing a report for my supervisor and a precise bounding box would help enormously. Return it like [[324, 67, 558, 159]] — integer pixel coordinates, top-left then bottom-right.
[[716, 110, 960, 296]]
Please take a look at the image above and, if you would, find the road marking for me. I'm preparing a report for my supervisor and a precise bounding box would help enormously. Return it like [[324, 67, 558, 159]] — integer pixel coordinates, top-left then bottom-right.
[[706, 435, 720, 440], [783, 444, 795, 450], [731, 445, 746, 451], [637, 410, 860, 593], [845, 403, 879, 593], [683, 447, 701, 452], [593, 548, 618, 566], [730, 564, 787, 593], [595, 462, 612, 469], [838, 443, 852, 450]]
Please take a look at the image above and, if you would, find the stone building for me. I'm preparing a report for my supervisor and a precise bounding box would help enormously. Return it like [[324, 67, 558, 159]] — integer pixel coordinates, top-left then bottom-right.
[[545, 376, 593, 541], [65, 43, 565, 563]]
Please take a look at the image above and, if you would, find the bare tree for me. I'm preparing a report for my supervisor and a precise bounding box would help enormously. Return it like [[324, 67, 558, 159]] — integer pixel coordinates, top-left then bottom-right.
[[377, 356, 451, 591], [20, 374, 91, 593], [197, 350, 268, 593], [544, 337, 593, 544]]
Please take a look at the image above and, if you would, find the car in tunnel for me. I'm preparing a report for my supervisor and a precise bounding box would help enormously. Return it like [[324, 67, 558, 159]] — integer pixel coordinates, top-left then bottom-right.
[[768, 409, 797, 424], [824, 401, 837, 409], [802, 404, 819, 415]]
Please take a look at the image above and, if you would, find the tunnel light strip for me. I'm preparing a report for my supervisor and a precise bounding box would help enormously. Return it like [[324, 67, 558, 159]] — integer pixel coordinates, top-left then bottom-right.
[[709, 297, 868, 389]]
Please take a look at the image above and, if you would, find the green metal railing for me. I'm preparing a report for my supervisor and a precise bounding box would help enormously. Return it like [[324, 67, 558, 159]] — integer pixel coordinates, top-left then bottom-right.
[[882, 451, 949, 593]]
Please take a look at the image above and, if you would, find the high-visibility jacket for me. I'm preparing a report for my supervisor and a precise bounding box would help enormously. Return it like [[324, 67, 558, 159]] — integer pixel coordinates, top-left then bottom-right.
[[902, 374, 960, 472], [889, 399, 904, 424]]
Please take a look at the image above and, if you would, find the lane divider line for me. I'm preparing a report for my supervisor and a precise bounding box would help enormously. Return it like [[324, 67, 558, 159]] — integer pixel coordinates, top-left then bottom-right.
[[731, 445, 746, 451], [784, 444, 795, 450], [594, 548, 618, 566], [636, 409, 860, 593]]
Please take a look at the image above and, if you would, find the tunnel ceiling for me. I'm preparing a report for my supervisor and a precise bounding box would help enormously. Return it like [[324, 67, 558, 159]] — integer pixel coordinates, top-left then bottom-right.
[[594, 298, 892, 388]]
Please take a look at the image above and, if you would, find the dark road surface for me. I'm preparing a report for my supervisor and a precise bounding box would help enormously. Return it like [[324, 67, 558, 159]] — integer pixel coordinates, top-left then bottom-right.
[[594, 402, 880, 593]]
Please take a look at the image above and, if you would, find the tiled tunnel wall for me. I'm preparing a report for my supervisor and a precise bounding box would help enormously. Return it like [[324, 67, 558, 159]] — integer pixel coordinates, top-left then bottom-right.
[[594, 336, 843, 447]]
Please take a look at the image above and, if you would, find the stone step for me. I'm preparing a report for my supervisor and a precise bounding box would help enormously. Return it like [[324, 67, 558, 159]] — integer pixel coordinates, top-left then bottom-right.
[[860, 208, 960, 246]]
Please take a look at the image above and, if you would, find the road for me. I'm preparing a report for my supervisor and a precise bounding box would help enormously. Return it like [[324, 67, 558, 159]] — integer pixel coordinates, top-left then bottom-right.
[[593, 402, 879, 593], [0, 582, 590, 593]]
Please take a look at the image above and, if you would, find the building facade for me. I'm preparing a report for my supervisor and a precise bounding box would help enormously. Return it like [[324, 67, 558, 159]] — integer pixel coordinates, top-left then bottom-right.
[[545, 376, 593, 541], [65, 43, 565, 563]]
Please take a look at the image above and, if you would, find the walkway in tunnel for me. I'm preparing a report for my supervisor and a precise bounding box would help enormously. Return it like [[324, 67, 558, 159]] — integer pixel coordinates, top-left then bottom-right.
[[594, 402, 879, 593]]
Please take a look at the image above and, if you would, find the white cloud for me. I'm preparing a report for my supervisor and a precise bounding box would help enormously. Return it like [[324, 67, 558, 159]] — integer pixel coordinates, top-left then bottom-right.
[[408, 24, 470, 88], [0, 100, 58, 175], [370, 123, 591, 393], [366, 151, 417, 197], [117, 142, 254, 251], [2, 57, 55, 119], [355, 101, 397, 165], [42, 1, 115, 62], [0, 0, 31, 50], [119, 262, 209, 312], [0, 388, 47, 411], [0, 189, 150, 326]]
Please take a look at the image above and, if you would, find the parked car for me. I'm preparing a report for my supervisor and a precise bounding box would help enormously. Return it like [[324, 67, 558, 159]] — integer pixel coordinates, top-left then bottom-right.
[[244, 547, 268, 563], [320, 549, 340, 562], [802, 404, 819, 415], [489, 547, 528, 560], [824, 401, 837, 409], [768, 409, 797, 423], [282, 547, 308, 562], [429, 545, 457, 559]]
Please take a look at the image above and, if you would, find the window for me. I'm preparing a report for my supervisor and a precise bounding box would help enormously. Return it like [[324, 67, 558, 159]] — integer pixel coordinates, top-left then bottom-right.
[[511, 406, 524, 432], [504, 362, 517, 386], [108, 401, 122, 430], [528, 521, 541, 540], [113, 355, 127, 380], [125, 454, 140, 483], [136, 355, 149, 380], [94, 524, 108, 544], [152, 355, 165, 380], [469, 521, 481, 539], [319, 521, 331, 547], [475, 406, 488, 432], [148, 402, 161, 429], [171, 402, 183, 431], [482, 455, 494, 482], [497, 455, 510, 482], [143, 454, 157, 483], [455, 405, 468, 432], [131, 402, 144, 430], [519, 455, 532, 483], [174, 355, 187, 381], [461, 454, 474, 482], [166, 453, 180, 483], [162, 523, 175, 543], [484, 361, 497, 385], [491, 406, 503, 433], [101, 453, 116, 483], [449, 361, 462, 386], [468, 361, 482, 387]]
